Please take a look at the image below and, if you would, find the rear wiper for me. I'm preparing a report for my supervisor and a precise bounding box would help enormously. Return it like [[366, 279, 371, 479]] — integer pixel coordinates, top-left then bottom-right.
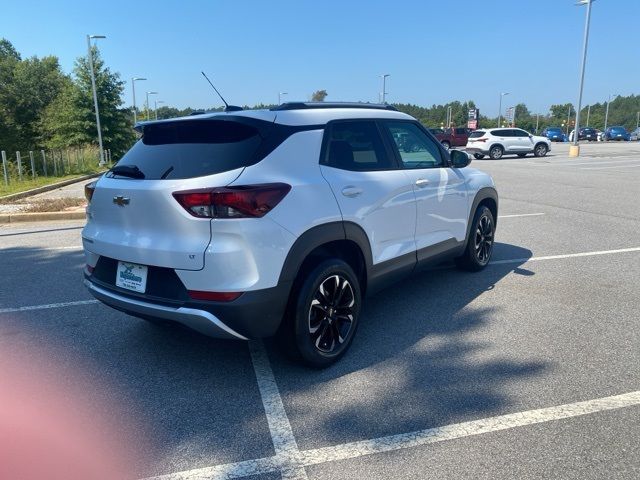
[[160, 166, 174, 179], [109, 164, 145, 179]]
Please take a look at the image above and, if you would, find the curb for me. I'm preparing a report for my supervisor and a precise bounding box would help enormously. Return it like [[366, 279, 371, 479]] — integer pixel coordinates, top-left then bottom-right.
[[0, 172, 103, 203], [0, 211, 86, 224]]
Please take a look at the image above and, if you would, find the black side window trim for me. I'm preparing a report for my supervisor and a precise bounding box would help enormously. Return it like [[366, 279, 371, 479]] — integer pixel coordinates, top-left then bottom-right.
[[319, 119, 402, 171], [378, 119, 446, 169]]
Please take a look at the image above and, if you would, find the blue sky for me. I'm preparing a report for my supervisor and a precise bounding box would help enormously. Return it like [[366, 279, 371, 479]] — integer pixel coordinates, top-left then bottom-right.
[[3, 0, 639, 116]]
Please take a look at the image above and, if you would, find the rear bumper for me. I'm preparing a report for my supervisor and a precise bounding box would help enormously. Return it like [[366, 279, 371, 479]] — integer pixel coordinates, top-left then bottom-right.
[[84, 276, 292, 340], [465, 146, 489, 154]]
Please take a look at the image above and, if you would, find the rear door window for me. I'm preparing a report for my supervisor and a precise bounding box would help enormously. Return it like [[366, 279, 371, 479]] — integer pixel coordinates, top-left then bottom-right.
[[322, 121, 394, 171], [469, 131, 485, 138], [493, 129, 512, 137], [112, 119, 264, 180]]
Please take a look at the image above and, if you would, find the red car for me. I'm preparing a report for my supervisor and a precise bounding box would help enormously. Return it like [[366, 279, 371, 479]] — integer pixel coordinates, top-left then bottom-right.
[[428, 127, 470, 150]]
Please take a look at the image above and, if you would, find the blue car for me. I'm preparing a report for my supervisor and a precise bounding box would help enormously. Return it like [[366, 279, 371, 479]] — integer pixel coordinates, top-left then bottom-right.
[[604, 126, 630, 141], [541, 127, 565, 142]]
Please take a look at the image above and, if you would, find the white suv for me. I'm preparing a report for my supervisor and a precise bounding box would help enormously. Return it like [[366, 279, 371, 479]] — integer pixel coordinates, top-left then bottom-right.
[[466, 128, 551, 160], [83, 103, 498, 366]]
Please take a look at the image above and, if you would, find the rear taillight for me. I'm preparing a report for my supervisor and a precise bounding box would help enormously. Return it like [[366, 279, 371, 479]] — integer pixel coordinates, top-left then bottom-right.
[[84, 181, 97, 203], [188, 290, 243, 302], [173, 183, 291, 219]]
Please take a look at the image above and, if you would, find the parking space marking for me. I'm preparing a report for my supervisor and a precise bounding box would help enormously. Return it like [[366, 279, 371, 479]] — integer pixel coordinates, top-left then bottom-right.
[[0, 299, 99, 314], [0, 245, 83, 254], [248, 340, 309, 480], [146, 390, 640, 480], [498, 213, 545, 218], [581, 164, 640, 170], [490, 246, 640, 266], [0, 226, 83, 237]]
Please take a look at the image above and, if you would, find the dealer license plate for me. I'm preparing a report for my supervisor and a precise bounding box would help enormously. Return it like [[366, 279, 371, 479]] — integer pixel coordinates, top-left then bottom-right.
[[115, 261, 148, 293]]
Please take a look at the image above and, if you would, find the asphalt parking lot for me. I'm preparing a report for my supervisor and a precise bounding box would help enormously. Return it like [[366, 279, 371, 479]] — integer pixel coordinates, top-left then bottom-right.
[[1, 141, 639, 479]]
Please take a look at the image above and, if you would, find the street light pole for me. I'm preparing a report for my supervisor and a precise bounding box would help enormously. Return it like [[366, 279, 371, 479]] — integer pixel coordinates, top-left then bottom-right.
[[586, 105, 591, 127], [87, 34, 106, 165], [154, 100, 164, 120], [536, 113, 540, 133], [604, 93, 616, 131], [571, 0, 594, 155], [131, 77, 147, 124], [381, 74, 390, 104], [567, 105, 572, 136], [498, 92, 509, 127], [145, 91, 158, 121]]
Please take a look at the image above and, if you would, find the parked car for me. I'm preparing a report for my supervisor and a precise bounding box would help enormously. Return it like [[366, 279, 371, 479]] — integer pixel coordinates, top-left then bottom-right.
[[465, 128, 551, 160], [541, 127, 565, 142], [428, 126, 470, 150], [569, 127, 598, 142], [82, 102, 498, 366], [630, 127, 640, 141], [604, 126, 631, 141]]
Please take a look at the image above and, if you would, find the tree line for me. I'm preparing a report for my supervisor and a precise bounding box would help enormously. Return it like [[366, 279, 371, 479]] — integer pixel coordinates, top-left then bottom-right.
[[0, 38, 133, 160], [2, 36, 639, 162]]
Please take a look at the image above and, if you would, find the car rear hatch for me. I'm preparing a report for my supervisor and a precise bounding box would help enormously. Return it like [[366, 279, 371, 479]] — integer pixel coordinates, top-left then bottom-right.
[[83, 115, 276, 271]]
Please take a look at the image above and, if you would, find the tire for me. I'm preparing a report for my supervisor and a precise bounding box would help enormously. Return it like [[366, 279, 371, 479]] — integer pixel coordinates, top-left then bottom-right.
[[534, 143, 548, 157], [517, 153, 527, 157], [283, 259, 362, 367], [489, 145, 503, 159], [473, 153, 485, 159], [441, 141, 451, 151], [456, 205, 495, 272]]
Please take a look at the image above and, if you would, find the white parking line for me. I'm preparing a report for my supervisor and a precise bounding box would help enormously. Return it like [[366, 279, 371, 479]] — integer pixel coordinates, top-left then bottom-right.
[[248, 340, 308, 480], [0, 299, 99, 314], [581, 164, 640, 170], [146, 390, 640, 480], [0, 245, 83, 254], [498, 213, 545, 218], [490, 246, 640, 266]]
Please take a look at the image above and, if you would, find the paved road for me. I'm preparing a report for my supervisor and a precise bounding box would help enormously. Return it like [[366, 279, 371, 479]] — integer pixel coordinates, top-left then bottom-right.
[[1, 141, 639, 479]]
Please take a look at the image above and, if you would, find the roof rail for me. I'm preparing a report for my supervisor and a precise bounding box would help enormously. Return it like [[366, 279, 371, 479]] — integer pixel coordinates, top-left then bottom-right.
[[271, 102, 397, 112]]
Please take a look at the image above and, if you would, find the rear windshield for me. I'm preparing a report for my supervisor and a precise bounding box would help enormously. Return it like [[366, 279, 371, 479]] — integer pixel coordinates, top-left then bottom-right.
[[112, 120, 263, 180], [469, 131, 485, 138], [610, 127, 626, 133], [547, 128, 562, 134]]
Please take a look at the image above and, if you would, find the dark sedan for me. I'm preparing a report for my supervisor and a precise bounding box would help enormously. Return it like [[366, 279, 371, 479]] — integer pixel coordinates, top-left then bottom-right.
[[578, 127, 598, 141]]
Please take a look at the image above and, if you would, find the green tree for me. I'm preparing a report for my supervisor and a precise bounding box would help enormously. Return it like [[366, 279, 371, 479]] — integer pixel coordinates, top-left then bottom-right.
[[311, 90, 328, 102], [41, 46, 134, 159]]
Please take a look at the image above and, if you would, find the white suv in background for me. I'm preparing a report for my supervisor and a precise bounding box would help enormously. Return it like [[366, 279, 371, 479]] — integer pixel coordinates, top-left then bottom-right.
[[466, 128, 551, 160], [83, 103, 498, 366]]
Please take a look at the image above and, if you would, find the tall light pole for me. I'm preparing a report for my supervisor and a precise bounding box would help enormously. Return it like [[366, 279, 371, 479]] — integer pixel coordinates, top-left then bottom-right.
[[278, 92, 288, 104], [571, 0, 594, 156], [131, 77, 147, 124], [145, 91, 158, 121], [586, 104, 591, 127], [380, 74, 390, 104], [604, 93, 617, 132], [636, 111, 639, 132], [87, 34, 106, 165], [567, 105, 572, 136], [154, 100, 165, 120], [497, 92, 509, 127], [536, 113, 540, 133]]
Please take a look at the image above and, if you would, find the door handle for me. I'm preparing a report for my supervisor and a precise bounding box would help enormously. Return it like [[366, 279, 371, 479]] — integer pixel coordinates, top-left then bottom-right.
[[341, 186, 363, 198], [415, 179, 430, 188]]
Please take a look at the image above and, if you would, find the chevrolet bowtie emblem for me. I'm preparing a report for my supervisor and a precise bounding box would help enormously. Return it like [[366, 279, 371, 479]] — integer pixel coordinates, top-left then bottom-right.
[[113, 196, 130, 206]]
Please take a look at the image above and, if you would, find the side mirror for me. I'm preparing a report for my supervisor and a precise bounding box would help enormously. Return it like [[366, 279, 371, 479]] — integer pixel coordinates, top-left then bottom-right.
[[450, 149, 471, 168]]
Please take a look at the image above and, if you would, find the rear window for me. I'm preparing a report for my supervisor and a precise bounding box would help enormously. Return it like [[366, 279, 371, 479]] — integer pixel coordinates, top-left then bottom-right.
[[469, 131, 485, 138], [610, 127, 626, 133], [113, 120, 263, 180], [547, 128, 562, 134]]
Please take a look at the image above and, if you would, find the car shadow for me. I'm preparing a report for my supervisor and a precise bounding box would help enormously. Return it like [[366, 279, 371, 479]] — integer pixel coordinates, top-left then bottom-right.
[[266, 242, 549, 446]]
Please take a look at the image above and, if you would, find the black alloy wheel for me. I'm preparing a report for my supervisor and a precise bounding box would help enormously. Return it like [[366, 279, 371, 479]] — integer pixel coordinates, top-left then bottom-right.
[[456, 205, 496, 272], [283, 259, 362, 367], [474, 213, 494, 266], [308, 275, 356, 354]]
